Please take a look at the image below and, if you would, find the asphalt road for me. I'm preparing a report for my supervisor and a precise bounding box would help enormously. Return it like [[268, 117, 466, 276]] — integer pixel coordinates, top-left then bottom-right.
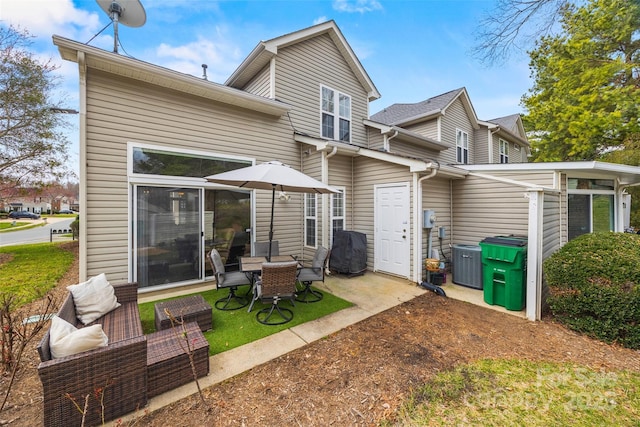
[[0, 217, 75, 247]]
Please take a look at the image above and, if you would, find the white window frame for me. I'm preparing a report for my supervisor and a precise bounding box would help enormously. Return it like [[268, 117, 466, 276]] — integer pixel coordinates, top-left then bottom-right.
[[321, 85, 351, 142], [456, 129, 469, 164], [304, 193, 317, 247], [330, 187, 346, 247], [499, 139, 509, 163]]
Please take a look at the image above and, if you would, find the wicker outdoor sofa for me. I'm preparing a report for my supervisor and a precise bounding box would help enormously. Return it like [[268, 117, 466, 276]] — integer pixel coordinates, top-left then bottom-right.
[[37, 282, 148, 427]]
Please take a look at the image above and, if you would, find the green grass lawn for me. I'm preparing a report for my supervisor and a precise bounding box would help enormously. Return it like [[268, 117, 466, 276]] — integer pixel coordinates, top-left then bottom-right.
[[0, 222, 29, 230], [0, 242, 75, 307], [138, 287, 353, 356], [387, 359, 640, 426]]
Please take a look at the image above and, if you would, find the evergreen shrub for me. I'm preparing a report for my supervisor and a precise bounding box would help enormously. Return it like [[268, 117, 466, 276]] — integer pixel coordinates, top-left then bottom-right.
[[544, 232, 640, 349]]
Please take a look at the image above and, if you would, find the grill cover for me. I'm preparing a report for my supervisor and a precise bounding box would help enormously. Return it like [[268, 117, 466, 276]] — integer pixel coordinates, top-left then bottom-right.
[[330, 231, 367, 275]]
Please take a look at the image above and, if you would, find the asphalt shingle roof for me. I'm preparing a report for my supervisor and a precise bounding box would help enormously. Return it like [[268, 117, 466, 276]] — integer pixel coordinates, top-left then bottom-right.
[[370, 88, 464, 125], [486, 114, 521, 134]]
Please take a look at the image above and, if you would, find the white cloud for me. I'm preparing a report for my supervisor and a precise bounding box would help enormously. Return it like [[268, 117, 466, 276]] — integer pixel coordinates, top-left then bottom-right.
[[332, 0, 383, 13], [0, 0, 102, 41], [154, 30, 242, 82], [313, 16, 329, 25]]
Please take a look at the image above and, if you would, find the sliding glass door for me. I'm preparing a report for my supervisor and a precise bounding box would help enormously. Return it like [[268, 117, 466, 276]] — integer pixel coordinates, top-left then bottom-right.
[[135, 186, 201, 288]]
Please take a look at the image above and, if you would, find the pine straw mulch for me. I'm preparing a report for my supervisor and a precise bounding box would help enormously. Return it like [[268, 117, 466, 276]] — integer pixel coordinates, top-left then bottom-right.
[[2, 240, 639, 426]]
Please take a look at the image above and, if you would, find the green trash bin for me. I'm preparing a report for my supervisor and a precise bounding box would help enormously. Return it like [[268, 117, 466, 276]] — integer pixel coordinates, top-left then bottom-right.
[[479, 236, 527, 311]]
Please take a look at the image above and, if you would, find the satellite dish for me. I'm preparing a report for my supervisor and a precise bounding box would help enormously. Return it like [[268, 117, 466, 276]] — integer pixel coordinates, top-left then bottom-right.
[[96, 0, 146, 53]]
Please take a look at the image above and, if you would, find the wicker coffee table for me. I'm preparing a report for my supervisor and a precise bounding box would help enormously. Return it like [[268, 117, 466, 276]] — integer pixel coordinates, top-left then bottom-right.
[[147, 321, 209, 398], [154, 294, 212, 332]]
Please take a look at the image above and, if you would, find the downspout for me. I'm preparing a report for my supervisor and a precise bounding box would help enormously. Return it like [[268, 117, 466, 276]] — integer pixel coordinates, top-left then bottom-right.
[[321, 146, 337, 249], [383, 130, 398, 152], [413, 163, 439, 284], [489, 127, 500, 163]]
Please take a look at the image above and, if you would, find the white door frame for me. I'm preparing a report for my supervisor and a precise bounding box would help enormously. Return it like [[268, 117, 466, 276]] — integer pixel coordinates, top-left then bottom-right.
[[374, 182, 411, 277]]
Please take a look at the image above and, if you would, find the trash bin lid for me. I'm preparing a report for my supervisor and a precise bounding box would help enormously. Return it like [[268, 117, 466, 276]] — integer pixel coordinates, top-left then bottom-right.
[[481, 235, 527, 247]]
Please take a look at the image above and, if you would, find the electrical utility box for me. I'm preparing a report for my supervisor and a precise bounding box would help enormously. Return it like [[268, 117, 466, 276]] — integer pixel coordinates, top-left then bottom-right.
[[423, 210, 436, 228], [452, 244, 483, 289]]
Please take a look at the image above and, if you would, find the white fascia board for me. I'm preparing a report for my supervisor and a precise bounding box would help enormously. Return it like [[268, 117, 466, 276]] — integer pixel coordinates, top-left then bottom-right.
[[53, 35, 290, 117], [461, 161, 640, 185], [294, 134, 434, 173]]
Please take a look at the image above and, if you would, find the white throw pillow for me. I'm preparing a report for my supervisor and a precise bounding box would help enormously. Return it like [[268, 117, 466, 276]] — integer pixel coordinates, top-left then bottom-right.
[[49, 315, 108, 359], [67, 273, 121, 325]]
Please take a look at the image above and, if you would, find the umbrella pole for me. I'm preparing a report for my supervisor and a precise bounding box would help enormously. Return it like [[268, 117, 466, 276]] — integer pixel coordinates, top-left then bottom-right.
[[268, 185, 275, 262]]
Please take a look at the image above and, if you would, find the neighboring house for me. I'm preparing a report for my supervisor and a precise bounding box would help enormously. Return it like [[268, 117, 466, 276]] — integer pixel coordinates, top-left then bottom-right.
[[6, 198, 50, 215], [52, 20, 640, 320]]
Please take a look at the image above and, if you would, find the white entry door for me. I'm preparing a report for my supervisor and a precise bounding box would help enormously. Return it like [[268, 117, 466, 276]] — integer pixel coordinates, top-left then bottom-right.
[[375, 183, 410, 277]]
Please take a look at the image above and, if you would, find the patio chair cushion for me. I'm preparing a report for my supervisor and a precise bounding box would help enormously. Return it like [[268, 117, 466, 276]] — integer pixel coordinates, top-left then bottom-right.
[[49, 315, 108, 359], [67, 273, 121, 325], [210, 249, 227, 285]]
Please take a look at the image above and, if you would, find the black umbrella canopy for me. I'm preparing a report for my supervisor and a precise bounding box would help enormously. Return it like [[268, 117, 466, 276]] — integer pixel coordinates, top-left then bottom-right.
[[205, 161, 339, 260]]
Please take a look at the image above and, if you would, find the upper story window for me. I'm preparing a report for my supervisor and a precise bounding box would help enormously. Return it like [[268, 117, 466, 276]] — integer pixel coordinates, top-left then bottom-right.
[[456, 129, 469, 164], [321, 86, 351, 142], [499, 139, 509, 163]]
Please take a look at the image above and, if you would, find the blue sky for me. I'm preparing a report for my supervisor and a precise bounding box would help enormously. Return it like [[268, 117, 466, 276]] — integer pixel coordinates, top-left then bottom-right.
[[1, 0, 533, 174]]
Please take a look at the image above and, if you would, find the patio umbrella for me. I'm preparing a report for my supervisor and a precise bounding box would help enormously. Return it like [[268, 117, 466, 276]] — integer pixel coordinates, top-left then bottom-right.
[[205, 161, 339, 261]]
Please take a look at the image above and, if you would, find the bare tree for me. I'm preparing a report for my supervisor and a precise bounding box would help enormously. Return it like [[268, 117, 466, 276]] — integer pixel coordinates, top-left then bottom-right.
[[0, 25, 73, 193], [473, 0, 570, 64]]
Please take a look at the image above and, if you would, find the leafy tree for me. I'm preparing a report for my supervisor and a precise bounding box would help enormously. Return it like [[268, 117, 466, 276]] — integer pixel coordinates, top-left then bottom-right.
[[0, 25, 73, 193], [473, 0, 569, 64], [522, 0, 640, 162]]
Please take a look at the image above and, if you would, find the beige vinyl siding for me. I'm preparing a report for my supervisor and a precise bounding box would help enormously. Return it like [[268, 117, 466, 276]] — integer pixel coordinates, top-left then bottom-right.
[[452, 174, 529, 245], [475, 170, 556, 187], [558, 173, 568, 245], [390, 140, 438, 160], [353, 157, 413, 272], [274, 34, 369, 147], [300, 151, 324, 255], [366, 128, 385, 151], [511, 143, 528, 163], [327, 154, 353, 233], [476, 128, 490, 164], [421, 177, 453, 278], [406, 121, 439, 140], [243, 64, 271, 98], [452, 169, 558, 244], [441, 99, 474, 165], [541, 191, 562, 312], [298, 150, 354, 260], [84, 69, 297, 281]]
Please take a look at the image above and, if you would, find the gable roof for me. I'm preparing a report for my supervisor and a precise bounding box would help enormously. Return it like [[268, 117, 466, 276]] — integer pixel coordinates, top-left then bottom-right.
[[370, 88, 480, 129], [52, 36, 291, 117], [225, 20, 381, 102], [479, 113, 530, 147]]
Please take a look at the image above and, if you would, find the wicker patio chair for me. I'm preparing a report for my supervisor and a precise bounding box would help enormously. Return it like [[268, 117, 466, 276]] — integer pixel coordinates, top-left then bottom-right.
[[296, 246, 329, 303], [208, 249, 250, 310], [255, 260, 298, 325]]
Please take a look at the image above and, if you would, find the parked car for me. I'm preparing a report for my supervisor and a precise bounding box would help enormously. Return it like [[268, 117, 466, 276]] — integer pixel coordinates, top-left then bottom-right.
[[58, 209, 75, 214], [8, 211, 41, 219]]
